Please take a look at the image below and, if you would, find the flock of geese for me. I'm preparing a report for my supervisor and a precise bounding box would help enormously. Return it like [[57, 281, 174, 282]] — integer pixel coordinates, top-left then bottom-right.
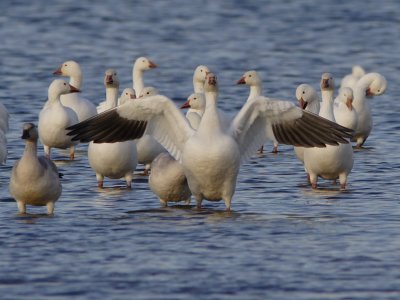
[[2, 58, 387, 214]]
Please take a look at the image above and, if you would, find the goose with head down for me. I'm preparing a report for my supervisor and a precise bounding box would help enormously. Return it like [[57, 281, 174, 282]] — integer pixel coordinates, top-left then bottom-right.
[[68, 73, 353, 210]]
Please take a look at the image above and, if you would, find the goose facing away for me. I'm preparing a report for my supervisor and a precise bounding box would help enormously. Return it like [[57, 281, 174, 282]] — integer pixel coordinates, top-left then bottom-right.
[[149, 152, 191, 206], [67, 73, 353, 210], [38, 79, 80, 160], [88, 69, 138, 188], [53, 60, 97, 121], [340, 65, 365, 90], [9, 123, 62, 214]]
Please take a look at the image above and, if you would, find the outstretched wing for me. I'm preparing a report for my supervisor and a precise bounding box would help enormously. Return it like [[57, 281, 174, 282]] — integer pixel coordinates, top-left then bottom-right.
[[229, 96, 353, 162], [67, 95, 195, 161]]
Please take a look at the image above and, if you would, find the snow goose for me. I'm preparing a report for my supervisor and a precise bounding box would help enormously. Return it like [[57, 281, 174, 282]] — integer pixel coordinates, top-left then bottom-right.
[[67, 73, 353, 210], [334, 87, 358, 131], [135, 86, 167, 175], [303, 73, 354, 190], [351, 72, 387, 148], [132, 57, 157, 96], [53, 60, 97, 121], [119, 88, 136, 105], [340, 65, 365, 90], [38, 79, 80, 160], [237, 70, 279, 153], [293, 84, 320, 165], [180, 93, 205, 129], [88, 69, 137, 188], [9, 123, 62, 214], [149, 152, 191, 206]]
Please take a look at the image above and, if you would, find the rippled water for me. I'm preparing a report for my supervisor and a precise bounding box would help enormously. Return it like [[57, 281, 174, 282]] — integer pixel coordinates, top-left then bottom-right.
[[1, 1, 400, 299]]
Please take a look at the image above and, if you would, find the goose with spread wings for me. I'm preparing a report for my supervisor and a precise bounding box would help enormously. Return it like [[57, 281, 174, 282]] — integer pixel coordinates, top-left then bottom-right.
[[67, 73, 353, 210]]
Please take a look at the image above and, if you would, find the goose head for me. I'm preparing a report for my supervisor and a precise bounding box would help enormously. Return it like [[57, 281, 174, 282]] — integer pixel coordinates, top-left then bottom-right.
[[120, 88, 136, 105], [48, 79, 80, 101], [365, 73, 387, 97], [104, 69, 119, 88], [338, 87, 354, 110], [193, 65, 210, 83], [320, 73, 334, 91], [139, 86, 159, 98], [204, 72, 218, 92], [180, 93, 205, 109], [295, 84, 318, 110], [53, 60, 81, 77], [134, 57, 157, 71], [21, 123, 38, 142], [236, 70, 261, 86]]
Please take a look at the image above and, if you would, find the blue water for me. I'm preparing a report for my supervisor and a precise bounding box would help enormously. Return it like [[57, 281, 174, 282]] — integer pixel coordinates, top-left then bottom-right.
[[1, 1, 400, 299]]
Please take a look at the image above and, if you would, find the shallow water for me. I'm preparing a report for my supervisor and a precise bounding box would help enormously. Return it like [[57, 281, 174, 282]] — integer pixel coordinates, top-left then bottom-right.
[[1, 1, 400, 299]]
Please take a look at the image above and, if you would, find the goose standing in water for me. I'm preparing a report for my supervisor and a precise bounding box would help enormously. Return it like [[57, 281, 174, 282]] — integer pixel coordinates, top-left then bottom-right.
[[237, 70, 279, 153], [53, 60, 97, 121], [88, 69, 137, 188], [68, 73, 353, 210], [38, 79, 80, 160], [303, 73, 354, 190], [10, 123, 62, 214]]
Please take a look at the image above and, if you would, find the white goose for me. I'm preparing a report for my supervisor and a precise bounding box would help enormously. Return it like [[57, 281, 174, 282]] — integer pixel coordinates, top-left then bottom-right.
[[149, 152, 191, 206], [180, 93, 205, 129], [119, 88, 136, 105], [9, 123, 62, 214], [68, 73, 353, 210], [132, 56, 157, 96], [88, 69, 137, 188], [303, 73, 354, 190], [334, 87, 358, 131], [293, 84, 321, 165], [38, 79, 80, 160], [53, 60, 97, 122], [135, 86, 167, 175], [351, 72, 387, 148], [237, 70, 279, 153], [340, 65, 365, 90]]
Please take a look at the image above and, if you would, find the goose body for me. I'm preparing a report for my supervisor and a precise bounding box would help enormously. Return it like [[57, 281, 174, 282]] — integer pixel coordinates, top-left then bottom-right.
[[303, 73, 354, 189], [149, 152, 191, 206], [53, 60, 97, 122], [88, 69, 137, 188], [68, 73, 353, 210], [9, 123, 62, 214], [38, 79, 80, 159]]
